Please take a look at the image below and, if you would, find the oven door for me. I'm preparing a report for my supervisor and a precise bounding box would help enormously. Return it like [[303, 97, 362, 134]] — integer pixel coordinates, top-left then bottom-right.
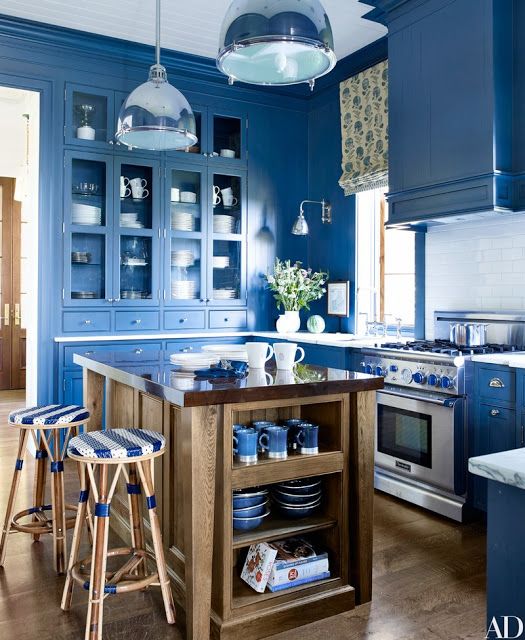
[[375, 389, 465, 494]]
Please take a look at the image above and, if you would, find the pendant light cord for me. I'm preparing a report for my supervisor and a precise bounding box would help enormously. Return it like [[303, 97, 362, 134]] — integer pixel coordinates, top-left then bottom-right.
[[156, 0, 161, 67]]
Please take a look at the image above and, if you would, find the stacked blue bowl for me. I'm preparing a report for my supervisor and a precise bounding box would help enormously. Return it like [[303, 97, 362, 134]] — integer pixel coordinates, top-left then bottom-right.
[[233, 487, 270, 530], [271, 477, 322, 518]]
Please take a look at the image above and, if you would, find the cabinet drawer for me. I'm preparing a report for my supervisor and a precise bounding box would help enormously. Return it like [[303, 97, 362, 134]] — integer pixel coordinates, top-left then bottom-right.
[[63, 312, 111, 333], [115, 311, 159, 332], [209, 310, 247, 329], [478, 366, 515, 403], [164, 311, 205, 330], [64, 342, 162, 369]]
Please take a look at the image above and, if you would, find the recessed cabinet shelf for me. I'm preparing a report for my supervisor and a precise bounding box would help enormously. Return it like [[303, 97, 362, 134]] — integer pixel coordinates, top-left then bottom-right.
[[232, 514, 337, 549]]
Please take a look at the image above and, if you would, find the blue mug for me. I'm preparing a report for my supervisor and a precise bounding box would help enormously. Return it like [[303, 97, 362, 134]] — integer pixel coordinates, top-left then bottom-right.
[[259, 425, 288, 459], [252, 421, 277, 452], [296, 423, 319, 455], [282, 418, 307, 451], [233, 427, 258, 463]]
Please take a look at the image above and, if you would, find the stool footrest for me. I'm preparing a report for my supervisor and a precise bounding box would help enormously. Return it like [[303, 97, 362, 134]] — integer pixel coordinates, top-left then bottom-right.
[[71, 547, 158, 595], [11, 503, 78, 535]]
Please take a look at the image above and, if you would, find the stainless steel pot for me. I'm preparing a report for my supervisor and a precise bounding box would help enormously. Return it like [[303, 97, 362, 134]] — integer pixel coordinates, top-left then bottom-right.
[[449, 322, 489, 347]]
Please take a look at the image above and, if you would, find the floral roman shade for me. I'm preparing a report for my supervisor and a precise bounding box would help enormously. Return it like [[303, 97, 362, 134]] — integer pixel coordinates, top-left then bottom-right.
[[339, 60, 388, 196]]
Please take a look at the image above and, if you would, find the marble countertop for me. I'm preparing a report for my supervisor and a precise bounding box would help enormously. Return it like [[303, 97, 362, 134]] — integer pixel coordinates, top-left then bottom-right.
[[55, 330, 405, 349], [469, 449, 525, 489], [470, 352, 525, 366]]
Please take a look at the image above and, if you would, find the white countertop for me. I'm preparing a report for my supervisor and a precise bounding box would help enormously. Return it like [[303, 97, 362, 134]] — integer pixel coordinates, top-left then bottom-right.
[[54, 330, 405, 348], [469, 449, 525, 490], [470, 352, 525, 366]]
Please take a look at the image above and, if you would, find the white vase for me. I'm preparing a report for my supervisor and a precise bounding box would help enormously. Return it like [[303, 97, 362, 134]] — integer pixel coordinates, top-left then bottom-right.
[[276, 310, 301, 334]]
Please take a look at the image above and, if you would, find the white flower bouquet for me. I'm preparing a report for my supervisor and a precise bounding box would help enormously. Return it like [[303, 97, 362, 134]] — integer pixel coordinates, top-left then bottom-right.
[[265, 259, 327, 312]]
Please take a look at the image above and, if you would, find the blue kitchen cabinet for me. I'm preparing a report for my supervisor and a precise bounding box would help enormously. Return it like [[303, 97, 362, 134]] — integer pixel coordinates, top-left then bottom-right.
[[63, 371, 83, 406], [369, 0, 514, 224], [296, 343, 347, 369], [64, 83, 115, 151], [470, 363, 521, 511]]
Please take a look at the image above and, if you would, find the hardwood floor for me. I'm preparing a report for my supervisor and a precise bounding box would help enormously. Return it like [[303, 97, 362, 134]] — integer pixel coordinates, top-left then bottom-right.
[[0, 391, 487, 639]]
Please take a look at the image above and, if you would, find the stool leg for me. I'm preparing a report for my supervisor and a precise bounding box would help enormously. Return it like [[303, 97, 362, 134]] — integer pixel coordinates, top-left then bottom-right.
[[61, 462, 89, 611], [86, 465, 110, 640], [127, 463, 146, 577], [137, 460, 175, 625], [0, 429, 29, 567], [32, 437, 48, 542], [50, 429, 67, 574]]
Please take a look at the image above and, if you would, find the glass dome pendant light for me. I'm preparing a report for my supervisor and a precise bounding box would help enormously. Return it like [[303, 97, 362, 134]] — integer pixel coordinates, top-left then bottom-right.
[[217, 0, 337, 90], [115, 0, 197, 151]]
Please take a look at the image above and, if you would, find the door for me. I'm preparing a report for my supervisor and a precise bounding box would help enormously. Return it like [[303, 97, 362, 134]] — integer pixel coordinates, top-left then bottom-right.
[[0, 178, 26, 389]]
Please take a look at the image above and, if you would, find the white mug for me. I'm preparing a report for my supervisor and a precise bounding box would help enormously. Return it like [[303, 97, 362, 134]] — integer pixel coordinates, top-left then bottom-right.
[[246, 342, 274, 369], [180, 191, 196, 203], [274, 342, 305, 371], [246, 370, 273, 387], [77, 125, 95, 140], [130, 177, 148, 199], [223, 194, 238, 208], [213, 185, 221, 206], [220, 148, 235, 158], [171, 187, 180, 202], [120, 176, 131, 198]]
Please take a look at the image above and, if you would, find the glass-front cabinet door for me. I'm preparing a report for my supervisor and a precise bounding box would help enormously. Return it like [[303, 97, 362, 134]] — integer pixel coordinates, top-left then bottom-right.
[[208, 169, 247, 305], [65, 84, 114, 150], [210, 109, 247, 167], [64, 150, 112, 305], [165, 164, 207, 306], [114, 157, 160, 305]]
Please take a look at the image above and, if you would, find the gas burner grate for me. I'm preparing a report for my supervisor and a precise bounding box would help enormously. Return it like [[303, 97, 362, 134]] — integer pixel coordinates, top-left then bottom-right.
[[380, 340, 520, 356]]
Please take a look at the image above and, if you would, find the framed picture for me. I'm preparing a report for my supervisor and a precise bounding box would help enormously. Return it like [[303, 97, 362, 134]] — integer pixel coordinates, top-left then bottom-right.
[[327, 281, 350, 317]]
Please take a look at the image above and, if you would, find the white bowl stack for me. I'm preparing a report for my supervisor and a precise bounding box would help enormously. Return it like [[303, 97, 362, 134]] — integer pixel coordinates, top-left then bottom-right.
[[120, 212, 144, 228], [169, 352, 219, 371], [213, 214, 236, 234], [171, 209, 194, 231], [212, 255, 230, 269], [171, 250, 195, 267], [72, 203, 102, 225], [201, 344, 248, 361], [171, 280, 197, 300], [213, 288, 237, 300]]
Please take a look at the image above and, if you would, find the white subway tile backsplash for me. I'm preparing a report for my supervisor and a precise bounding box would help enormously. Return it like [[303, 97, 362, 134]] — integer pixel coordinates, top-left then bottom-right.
[[425, 217, 525, 338]]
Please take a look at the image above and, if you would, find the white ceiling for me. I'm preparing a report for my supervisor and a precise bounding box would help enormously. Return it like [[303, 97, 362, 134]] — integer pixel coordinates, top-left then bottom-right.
[[0, 1, 386, 61]]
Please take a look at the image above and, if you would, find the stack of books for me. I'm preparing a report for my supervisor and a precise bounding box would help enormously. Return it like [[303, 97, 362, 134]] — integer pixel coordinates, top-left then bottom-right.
[[241, 537, 330, 593]]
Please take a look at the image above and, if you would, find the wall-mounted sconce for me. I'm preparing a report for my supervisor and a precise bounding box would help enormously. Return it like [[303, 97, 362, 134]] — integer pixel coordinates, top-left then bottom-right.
[[291, 199, 332, 236]]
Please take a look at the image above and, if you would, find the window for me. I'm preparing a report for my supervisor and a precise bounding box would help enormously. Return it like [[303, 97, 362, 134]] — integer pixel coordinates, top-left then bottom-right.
[[356, 188, 416, 335]]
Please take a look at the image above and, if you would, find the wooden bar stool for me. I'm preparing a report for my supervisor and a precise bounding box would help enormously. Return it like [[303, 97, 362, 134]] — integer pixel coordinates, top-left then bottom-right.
[[0, 404, 90, 574], [61, 428, 175, 640]]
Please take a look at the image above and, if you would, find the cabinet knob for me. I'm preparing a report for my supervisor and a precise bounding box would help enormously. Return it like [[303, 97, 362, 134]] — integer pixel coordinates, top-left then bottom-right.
[[84, 351, 94, 355], [134, 348, 143, 354], [179, 318, 188, 323], [203, 152, 209, 157], [133, 319, 142, 324], [489, 377, 505, 388], [114, 297, 121, 302], [490, 408, 500, 416], [83, 319, 92, 325], [106, 298, 114, 303], [180, 346, 193, 353], [224, 317, 229, 322]]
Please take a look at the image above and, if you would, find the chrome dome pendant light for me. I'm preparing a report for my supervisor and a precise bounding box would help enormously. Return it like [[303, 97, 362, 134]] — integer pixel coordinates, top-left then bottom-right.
[[115, 0, 197, 150], [217, 0, 336, 90]]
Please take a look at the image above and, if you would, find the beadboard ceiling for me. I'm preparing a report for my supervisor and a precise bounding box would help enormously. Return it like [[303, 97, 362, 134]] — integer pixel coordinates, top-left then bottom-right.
[[0, 1, 386, 61]]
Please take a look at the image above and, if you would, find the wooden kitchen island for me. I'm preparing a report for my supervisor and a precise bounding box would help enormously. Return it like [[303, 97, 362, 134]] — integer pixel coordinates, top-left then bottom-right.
[[74, 350, 383, 640]]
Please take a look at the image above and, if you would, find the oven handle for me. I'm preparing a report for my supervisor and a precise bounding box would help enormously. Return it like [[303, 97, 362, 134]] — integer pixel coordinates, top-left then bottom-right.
[[378, 388, 461, 408]]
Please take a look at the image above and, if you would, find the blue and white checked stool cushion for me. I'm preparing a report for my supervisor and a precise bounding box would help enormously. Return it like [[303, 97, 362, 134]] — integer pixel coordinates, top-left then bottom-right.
[[68, 429, 165, 460], [9, 404, 90, 426]]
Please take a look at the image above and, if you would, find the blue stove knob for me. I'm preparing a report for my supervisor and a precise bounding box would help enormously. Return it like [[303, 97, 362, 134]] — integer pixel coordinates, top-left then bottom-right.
[[375, 366, 386, 377], [427, 373, 440, 387], [412, 371, 426, 384], [441, 375, 455, 389], [390, 365, 398, 372], [364, 364, 373, 375]]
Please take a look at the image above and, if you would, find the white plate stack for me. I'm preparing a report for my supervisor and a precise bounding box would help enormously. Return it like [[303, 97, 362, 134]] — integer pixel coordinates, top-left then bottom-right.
[[122, 257, 147, 266], [72, 203, 102, 225], [120, 213, 144, 228], [213, 288, 237, 300], [169, 352, 219, 371], [171, 250, 195, 267], [201, 344, 248, 362], [213, 256, 230, 269], [213, 215, 236, 234], [171, 280, 197, 300], [171, 209, 194, 231]]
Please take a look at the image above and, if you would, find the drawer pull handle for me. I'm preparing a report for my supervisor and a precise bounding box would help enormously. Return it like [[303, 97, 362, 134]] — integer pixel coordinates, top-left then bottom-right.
[[133, 319, 142, 324], [134, 348, 143, 354], [179, 318, 188, 323], [490, 409, 500, 416], [83, 319, 92, 325], [489, 377, 505, 388]]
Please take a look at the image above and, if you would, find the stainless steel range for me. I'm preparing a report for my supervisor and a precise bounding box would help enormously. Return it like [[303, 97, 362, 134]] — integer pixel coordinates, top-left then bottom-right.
[[360, 311, 525, 522]]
